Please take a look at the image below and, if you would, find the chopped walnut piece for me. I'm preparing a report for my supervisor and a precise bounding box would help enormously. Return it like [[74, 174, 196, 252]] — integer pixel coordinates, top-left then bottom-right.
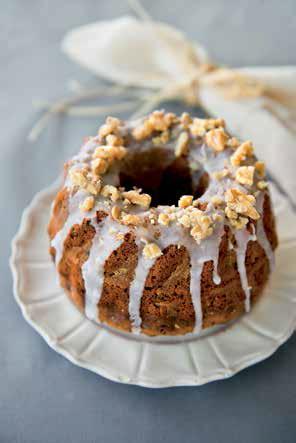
[[225, 188, 260, 220], [79, 196, 95, 212], [91, 158, 108, 175], [178, 214, 191, 228], [98, 117, 122, 139], [149, 111, 176, 131], [229, 216, 249, 230], [257, 180, 268, 190], [122, 190, 151, 208], [190, 118, 225, 137], [213, 213, 223, 222], [211, 195, 224, 206], [225, 206, 238, 220], [93, 145, 127, 162], [121, 213, 141, 226], [180, 112, 192, 128], [158, 213, 171, 226], [111, 205, 121, 221], [212, 169, 229, 181], [101, 185, 121, 202], [175, 131, 189, 157], [86, 178, 102, 195], [69, 169, 101, 195], [230, 141, 254, 167], [255, 161, 266, 178], [236, 166, 255, 186], [206, 128, 229, 152], [178, 195, 194, 208], [190, 215, 213, 243], [143, 243, 162, 259], [105, 134, 124, 147], [69, 169, 88, 188], [152, 130, 169, 146], [132, 111, 176, 141], [132, 119, 154, 141], [228, 137, 240, 149]]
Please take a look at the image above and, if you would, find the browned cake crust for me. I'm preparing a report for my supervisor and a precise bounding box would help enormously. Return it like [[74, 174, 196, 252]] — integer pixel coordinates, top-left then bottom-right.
[[48, 189, 277, 336]]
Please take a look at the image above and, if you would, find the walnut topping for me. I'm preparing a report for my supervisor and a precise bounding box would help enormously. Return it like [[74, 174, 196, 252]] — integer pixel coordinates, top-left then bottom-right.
[[189, 118, 225, 137], [175, 131, 189, 157], [229, 216, 249, 230], [230, 141, 254, 167], [205, 128, 229, 152], [175, 206, 214, 242], [69, 169, 101, 195], [93, 145, 127, 162], [105, 134, 124, 147], [225, 206, 238, 219], [158, 213, 171, 226], [212, 169, 229, 181], [228, 137, 240, 149], [121, 213, 141, 226], [225, 188, 260, 220], [152, 130, 169, 146], [180, 112, 192, 129], [255, 161, 266, 178], [211, 195, 224, 206], [213, 213, 223, 222], [257, 180, 268, 190], [143, 242, 162, 259], [69, 169, 88, 188], [122, 190, 151, 208], [132, 119, 154, 141], [101, 185, 121, 202], [111, 205, 121, 221], [91, 158, 108, 175], [236, 166, 255, 186], [79, 196, 95, 212], [98, 116, 122, 139], [132, 111, 176, 141], [190, 215, 213, 244], [149, 111, 176, 131], [178, 195, 194, 208]]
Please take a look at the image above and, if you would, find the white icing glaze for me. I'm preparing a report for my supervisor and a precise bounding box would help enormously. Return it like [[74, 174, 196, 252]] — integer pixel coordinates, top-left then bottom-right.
[[128, 240, 156, 333], [234, 228, 253, 312], [256, 192, 275, 272]]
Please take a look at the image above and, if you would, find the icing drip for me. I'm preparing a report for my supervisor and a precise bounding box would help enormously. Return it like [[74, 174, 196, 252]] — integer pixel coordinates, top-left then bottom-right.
[[234, 228, 253, 312], [128, 240, 157, 333], [256, 193, 275, 272], [51, 190, 87, 266], [82, 217, 128, 321], [234, 192, 275, 313]]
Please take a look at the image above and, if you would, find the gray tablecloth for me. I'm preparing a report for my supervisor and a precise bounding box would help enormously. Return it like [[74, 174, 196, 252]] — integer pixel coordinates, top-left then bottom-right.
[[1, 1, 296, 442]]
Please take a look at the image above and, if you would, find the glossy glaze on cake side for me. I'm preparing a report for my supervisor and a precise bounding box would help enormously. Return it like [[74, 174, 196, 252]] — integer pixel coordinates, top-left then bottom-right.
[[48, 112, 278, 336]]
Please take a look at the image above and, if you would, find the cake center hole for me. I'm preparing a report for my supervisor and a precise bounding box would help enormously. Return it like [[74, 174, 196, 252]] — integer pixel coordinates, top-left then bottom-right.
[[119, 147, 209, 207]]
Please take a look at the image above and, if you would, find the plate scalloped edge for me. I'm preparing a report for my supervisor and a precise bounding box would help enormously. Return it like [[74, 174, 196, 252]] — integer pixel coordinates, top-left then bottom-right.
[[10, 180, 296, 388]]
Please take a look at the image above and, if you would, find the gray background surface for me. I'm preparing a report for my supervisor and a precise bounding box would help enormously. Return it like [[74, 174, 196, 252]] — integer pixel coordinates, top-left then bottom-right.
[[1, 1, 296, 442]]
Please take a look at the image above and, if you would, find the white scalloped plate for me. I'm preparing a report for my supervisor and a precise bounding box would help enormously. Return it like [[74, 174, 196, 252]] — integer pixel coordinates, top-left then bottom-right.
[[10, 180, 296, 387]]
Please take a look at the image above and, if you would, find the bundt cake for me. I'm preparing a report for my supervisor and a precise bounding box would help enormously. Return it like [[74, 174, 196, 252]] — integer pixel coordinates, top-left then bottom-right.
[[48, 111, 278, 336]]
